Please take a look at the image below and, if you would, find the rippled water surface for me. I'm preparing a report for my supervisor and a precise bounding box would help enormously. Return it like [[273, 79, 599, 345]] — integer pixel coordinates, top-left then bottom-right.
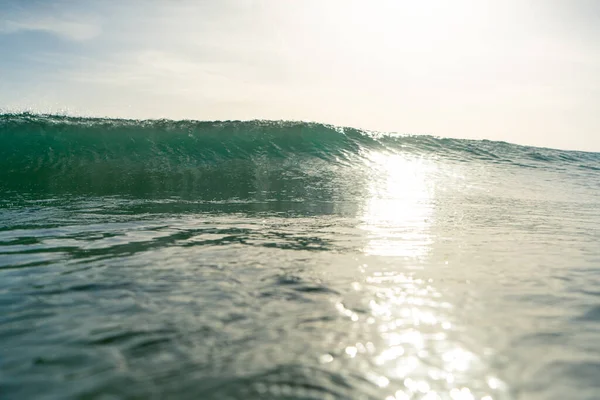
[[1, 115, 600, 399]]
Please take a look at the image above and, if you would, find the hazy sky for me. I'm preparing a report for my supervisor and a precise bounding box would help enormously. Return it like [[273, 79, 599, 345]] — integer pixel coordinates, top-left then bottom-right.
[[1, 0, 599, 151]]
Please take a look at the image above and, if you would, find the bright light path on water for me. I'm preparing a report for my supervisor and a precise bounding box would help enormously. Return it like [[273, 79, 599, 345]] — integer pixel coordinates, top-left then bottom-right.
[[361, 152, 434, 258], [352, 151, 503, 399]]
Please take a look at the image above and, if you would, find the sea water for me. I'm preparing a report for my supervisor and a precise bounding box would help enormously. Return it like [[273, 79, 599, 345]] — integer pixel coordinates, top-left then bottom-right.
[[1, 113, 599, 399]]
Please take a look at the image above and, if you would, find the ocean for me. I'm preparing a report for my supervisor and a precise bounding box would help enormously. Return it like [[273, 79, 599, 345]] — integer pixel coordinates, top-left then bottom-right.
[[1, 113, 599, 400]]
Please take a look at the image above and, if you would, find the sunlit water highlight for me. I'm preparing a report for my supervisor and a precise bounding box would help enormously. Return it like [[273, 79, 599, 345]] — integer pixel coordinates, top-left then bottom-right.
[[1, 114, 600, 399]]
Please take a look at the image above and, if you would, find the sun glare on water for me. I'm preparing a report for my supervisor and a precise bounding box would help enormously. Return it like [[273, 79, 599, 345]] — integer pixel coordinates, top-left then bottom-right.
[[361, 151, 434, 258], [350, 151, 503, 399]]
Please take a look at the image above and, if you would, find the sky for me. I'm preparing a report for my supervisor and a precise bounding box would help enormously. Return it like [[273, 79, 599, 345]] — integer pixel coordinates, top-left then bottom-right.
[[0, 0, 599, 151]]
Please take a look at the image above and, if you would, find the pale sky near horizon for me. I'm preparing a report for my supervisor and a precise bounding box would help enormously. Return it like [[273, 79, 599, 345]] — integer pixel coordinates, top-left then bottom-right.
[[1, 0, 599, 151]]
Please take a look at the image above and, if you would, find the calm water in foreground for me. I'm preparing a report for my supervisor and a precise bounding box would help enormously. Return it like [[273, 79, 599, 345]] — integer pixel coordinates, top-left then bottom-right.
[[1, 115, 600, 399]]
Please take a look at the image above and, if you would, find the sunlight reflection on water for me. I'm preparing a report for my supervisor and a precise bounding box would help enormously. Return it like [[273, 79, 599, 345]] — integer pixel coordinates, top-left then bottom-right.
[[354, 151, 503, 399], [360, 152, 434, 259]]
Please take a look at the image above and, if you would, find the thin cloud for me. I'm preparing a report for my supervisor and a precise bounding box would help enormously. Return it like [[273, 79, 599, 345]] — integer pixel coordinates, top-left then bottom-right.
[[0, 4, 101, 41]]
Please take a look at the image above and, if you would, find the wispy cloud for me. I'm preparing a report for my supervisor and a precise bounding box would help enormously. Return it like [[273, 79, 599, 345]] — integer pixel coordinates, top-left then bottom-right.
[[0, 3, 101, 41], [1, 18, 100, 41]]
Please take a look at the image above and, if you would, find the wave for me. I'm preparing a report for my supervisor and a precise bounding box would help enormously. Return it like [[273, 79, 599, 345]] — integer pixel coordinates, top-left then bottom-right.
[[1, 113, 598, 197]]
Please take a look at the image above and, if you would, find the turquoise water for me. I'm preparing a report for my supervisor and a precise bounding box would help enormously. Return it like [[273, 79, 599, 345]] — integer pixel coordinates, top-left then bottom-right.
[[1, 113, 599, 399]]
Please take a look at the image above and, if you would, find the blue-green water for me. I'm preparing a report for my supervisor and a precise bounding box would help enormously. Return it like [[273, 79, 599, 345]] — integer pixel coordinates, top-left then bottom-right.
[[1, 113, 599, 399]]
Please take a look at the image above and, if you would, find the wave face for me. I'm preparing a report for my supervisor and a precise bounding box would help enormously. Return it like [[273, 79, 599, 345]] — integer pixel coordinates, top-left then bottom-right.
[[2, 113, 598, 197]]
